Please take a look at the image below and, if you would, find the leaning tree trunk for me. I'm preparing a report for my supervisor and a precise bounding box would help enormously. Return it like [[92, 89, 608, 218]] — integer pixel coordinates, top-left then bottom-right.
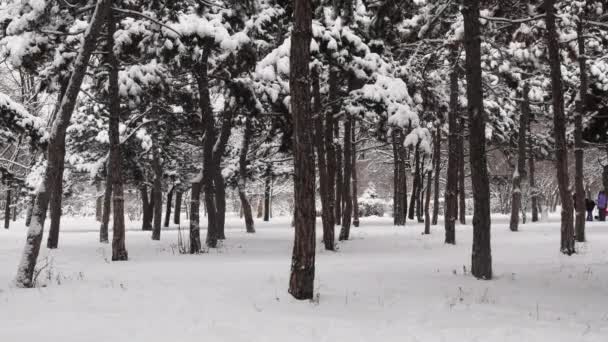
[[174, 190, 182, 225], [312, 68, 333, 249], [189, 179, 202, 253], [151, 145, 163, 241], [457, 114, 466, 225], [545, 0, 575, 255], [352, 119, 360, 228], [99, 176, 111, 243], [445, 48, 459, 245], [237, 117, 255, 233], [46, 178, 63, 248], [432, 126, 441, 225], [574, 21, 587, 242], [25, 194, 34, 227], [4, 188, 11, 229], [463, 0, 493, 279], [288, 0, 316, 300], [107, 12, 128, 260], [15, 0, 111, 288], [510, 82, 530, 232], [339, 116, 353, 241], [164, 186, 174, 228]]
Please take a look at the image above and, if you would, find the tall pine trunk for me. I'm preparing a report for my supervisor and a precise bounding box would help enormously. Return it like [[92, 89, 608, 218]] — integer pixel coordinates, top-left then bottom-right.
[[46, 179, 63, 248], [164, 186, 174, 228], [509, 82, 530, 232], [424, 165, 432, 234], [107, 11, 128, 260], [457, 115, 466, 225], [326, 68, 338, 229], [174, 191, 182, 225], [238, 117, 255, 233], [574, 21, 587, 242], [95, 179, 102, 222], [408, 146, 419, 220], [151, 145, 163, 241], [432, 127, 441, 225], [288, 0, 316, 300], [529, 149, 539, 222], [545, 0, 575, 255], [4, 189, 11, 229], [445, 48, 459, 244], [140, 185, 153, 230], [335, 139, 343, 225], [100, 177, 111, 243], [339, 116, 353, 241], [264, 164, 271, 222], [352, 119, 359, 228], [15, 0, 111, 288], [312, 68, 333, 249], [189, 180, 202, 253], [463, 0, 492, 279]]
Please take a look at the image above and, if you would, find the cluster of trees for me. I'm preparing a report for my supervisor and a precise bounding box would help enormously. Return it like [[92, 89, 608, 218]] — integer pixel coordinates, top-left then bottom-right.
[[0, 0, 606, 299]]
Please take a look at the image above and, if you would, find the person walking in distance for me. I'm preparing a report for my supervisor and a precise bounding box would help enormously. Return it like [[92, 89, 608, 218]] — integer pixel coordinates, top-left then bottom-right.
[[597, 191, 607, 221], [585, 198, 595, 222]]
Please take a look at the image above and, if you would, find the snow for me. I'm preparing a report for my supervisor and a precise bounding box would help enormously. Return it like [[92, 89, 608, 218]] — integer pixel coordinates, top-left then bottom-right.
[[1, 214, 608, 341]]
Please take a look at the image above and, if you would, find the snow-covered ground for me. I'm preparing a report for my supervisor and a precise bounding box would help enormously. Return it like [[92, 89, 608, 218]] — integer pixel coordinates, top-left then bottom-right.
[[1, 214, 608, 341]]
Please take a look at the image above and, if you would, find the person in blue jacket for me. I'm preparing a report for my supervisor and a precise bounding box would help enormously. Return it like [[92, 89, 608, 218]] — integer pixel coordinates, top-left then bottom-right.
[[597, 191, 607, 221]]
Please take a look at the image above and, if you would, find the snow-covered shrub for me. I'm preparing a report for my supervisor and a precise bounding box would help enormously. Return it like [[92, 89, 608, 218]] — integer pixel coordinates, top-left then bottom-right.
[[358, 183, 386, 217]]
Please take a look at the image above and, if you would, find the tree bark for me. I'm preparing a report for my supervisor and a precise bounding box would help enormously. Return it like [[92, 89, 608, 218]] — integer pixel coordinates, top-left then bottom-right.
[[15, 0, 111, 288], [529, 149, 539, 222], [424, 161, 433, 234], [288, 0, 316, 300], [408, 146, 419, 220], [510, 82, 529, 232], [335, 139, 343, 225], [545, 0, 575, 255], [151, 145, 163, 240], [46, 178, 63, 248], [140, 185, 153, 230], [238, 117, 255, 233], [4, 189, 11, 229], [445, 48, 459, 244], [312, 67, 333, 249], [107, 11, 128, 260], [189, 180, 202, 253], [99, 177, 111, 243], [392, 130, 406, 225], [457, 114, 466, 225], [174, 191, 182, 225], [352, 119, 360, 228], [574, 21, 587, 242], [95, 179, 102, 222], [432, 126, 441, 225], [164, 186, 174, 228], [264, 164, 271, 222], [25, 194, 34, 227], [326, 68, 338, 228], [463, 0, 493, 279], [339, 116, 353, 241], [212, 105, 234, 240]]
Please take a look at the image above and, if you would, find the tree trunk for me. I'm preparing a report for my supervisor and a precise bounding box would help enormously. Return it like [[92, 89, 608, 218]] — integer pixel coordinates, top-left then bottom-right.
[[95, 180, 102, 222], [164, 186, 174, 228], [312, 68, 333, 249], [545, 0, 575, 255], [463, 0, 493, 279], [238, 117, 255, 233], [510, 82, 530, 232], [174, 191, 182, 225], [4, 189, 11, 229], [457, 114, 466, 225], [326, 67, 338, 229], [257, 195, 263, 218], [288, 0, 316, 300], [339, 116, 353, 241], [100, 177, 111, 243], [416, 155, 424, 223], [15, 0, 111, 288], [432, 127, 441, 225], [140, 185, 153, 230], [189, 180, 202, 253], [408, 146, 419, 220], [352, 119, 359, 228], [393, 130, 407, 225], [529, 150, 539, 222], [107, 11, 128, 260], [212, 106, 234, 241], [264, 164, 271, 222], [335, 139, 343, 225], [46, 178, 63, 248], [445, 48, 459, 245], [12, 192, 17, 221], [424, 164, 433, 234], [574, 21, 587, 242], [25, 194, 34, 227], [151, 145, 163, 241], [214, 174, 226, 239]]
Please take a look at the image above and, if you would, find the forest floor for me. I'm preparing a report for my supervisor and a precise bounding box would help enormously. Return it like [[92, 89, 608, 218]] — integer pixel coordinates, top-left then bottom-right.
[[1, 214, 608, 341]]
